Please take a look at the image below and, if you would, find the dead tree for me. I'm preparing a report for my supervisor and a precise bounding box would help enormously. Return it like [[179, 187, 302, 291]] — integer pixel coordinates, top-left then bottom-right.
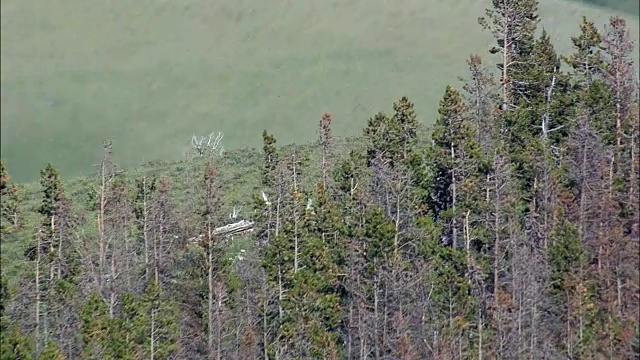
[[192, 132, 225, 158]]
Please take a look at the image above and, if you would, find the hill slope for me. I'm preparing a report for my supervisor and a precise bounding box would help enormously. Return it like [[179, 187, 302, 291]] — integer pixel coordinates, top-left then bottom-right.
[[2, 0, 638, 182], [567, 0, 639, 14]]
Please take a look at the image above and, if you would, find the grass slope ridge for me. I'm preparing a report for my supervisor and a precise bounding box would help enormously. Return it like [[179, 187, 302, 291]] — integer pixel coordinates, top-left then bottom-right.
[[0, 136, 364, 285], [567, 0, 639, 14], [2, 0, 639, 183]]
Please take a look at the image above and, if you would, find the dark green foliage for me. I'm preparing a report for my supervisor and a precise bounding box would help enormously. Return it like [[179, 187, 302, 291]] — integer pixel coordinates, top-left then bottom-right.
[[140, 280, 179, 359], [563, 17, 606, 83], [262, 130, 279, 190], [364, 96, 420, 168], [427, 85, 488, 250], [0, 276, 34, 360], [37, 341, 64, 360], [0, 160, 20, 234], [479, 0, 540, 109], [80, 293, 110, 359], [360, 206, 396, 275], [0, 324, 33, 360], [38, 164, 64, 221]]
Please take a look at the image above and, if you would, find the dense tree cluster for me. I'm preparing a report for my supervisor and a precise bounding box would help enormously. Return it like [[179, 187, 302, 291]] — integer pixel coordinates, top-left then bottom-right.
[[1, 2, 638, 359]]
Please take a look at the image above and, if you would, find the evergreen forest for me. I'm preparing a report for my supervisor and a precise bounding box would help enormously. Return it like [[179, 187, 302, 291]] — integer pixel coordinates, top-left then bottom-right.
[[1, 1, 639, 359]]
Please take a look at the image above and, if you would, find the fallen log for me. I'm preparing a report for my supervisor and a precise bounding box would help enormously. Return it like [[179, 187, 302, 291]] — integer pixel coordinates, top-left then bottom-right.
[[188, 219, 255, 243]]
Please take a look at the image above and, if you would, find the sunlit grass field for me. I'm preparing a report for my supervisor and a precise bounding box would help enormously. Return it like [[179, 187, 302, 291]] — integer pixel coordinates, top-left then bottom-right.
[[1, 0, 638, 183]]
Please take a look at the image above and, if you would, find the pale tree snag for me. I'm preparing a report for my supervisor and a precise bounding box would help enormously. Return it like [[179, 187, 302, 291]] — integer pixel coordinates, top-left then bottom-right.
[[97, 140, 116, 299], [192, 132, 225, 157], [201, 161, 225, 359]]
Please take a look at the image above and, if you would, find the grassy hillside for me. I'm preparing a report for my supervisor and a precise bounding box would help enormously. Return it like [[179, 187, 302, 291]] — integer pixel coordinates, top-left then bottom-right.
[[567, 0, 639, 14], [2, 0, 638, 183], [0, 135, 367, 287]]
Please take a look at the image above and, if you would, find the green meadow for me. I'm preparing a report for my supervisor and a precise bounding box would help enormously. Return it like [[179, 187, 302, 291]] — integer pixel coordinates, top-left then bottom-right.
[[1, 0, 638, 183]]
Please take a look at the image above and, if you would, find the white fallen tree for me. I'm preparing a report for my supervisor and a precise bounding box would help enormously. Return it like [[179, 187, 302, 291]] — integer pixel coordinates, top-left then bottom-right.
[[188, 219, 254, 244]]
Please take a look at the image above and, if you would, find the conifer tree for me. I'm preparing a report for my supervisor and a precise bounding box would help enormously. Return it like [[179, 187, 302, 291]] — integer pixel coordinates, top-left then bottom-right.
[[36, 340, 65, 360], [0, 277, 33, 360], [26, 164, 74, 356], [429, 86, 487, 247], [461, 54, 499, 153], [318, 113, 334, 191], [364, 96, 419, 169], [596, 16, 639, 356], [254, 130, 280, 245], [290, 183, 346, 358], [0, 160, 20, 234], [548, 202, 599, 357], [200, 162, 227, 359], [479, 0, 540, 111], [563, 16, 606, 88], [261, 130, 279, 190], [80, 293, 111, 359], [141, 280, 179, 360]]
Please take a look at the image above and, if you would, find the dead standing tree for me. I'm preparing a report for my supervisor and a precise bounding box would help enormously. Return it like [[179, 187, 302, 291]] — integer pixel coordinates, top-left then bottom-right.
[[192, 132, 225, 158]]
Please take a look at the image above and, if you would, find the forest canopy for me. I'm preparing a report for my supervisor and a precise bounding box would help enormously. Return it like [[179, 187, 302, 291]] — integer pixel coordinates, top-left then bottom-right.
[[1, 1, 639, 359]]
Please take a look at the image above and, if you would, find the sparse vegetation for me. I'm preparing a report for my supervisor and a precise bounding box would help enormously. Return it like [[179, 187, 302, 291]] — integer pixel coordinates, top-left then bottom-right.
[[1, 0, 638, 182]]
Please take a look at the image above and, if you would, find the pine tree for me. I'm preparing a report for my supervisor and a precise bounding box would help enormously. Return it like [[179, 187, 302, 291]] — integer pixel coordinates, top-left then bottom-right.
[[261, 130, 279, 190], [200, 162, 226, 359], [141, 280, 179, 360], [318, 113, 335, 191], [429, 85, 487, 248], [37, 341, 65, 360], [563, 16, 606, 88], [80, 293, 111, 359], [288, 183, 346, 358], [461, 54, 499, 153], [0, 277, 33, 360], [548, 205, 598, 357], [364, 96, 419, 169], [0, 160, 20, 234], [479, 0, 540, 111], [0, 324, 33, 360], [254, 130, 280, 246], [596, 16, 639, 357], [25, 164, 74, 355], [110, 292, 143, 359]]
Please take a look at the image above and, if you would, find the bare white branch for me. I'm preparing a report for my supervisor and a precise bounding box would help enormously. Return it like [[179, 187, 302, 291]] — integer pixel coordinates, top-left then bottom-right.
[[191, 131, 225, 157]]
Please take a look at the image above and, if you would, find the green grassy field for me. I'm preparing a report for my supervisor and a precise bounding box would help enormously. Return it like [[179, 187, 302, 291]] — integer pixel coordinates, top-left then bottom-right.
[[1, 0, 638, 183], [568, 0, 639, 14]]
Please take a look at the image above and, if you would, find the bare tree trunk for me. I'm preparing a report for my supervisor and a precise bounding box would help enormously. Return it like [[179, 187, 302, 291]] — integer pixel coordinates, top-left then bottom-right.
[[35, 232, 43, 353], [451, 144, 457, 249], [99, 159, 107, 292], [143, 176, 150, 282], [292, 151, 300, 274], [207, 228, 215, 358]]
